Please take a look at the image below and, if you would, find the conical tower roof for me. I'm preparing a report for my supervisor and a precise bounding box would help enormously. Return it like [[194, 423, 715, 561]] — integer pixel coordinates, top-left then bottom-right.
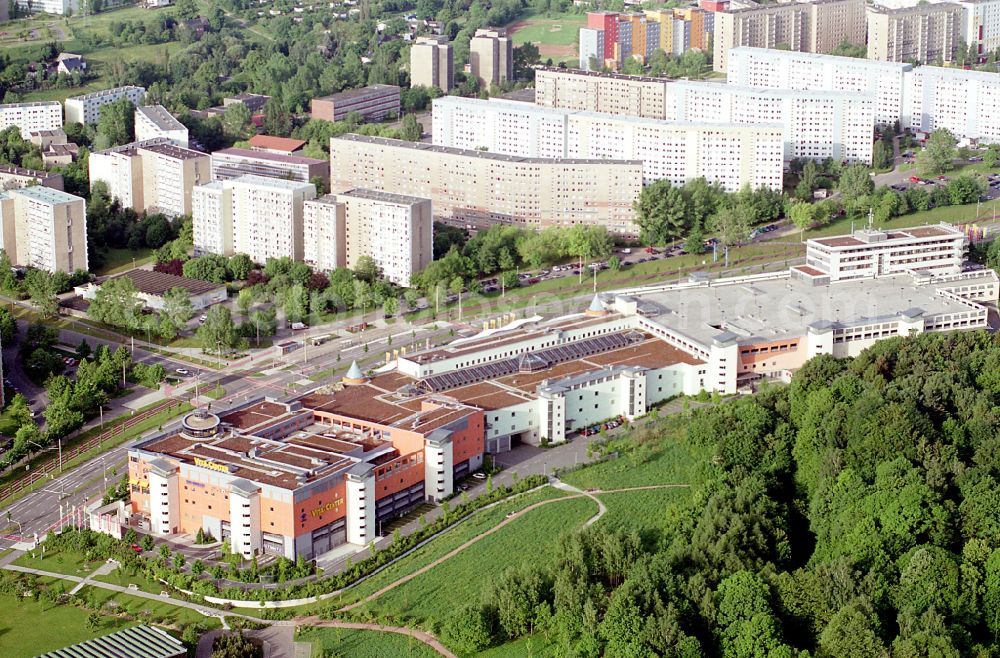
[[343, 360, 366, 385], [586, 294, 606, 316]]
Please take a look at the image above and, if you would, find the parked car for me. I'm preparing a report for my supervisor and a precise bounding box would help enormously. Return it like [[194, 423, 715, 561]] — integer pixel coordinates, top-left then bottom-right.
[[291, 322, 307, 331], [175, 368, 191, 376], [472, 472, 486, 480], [909, 175, 921, 183]]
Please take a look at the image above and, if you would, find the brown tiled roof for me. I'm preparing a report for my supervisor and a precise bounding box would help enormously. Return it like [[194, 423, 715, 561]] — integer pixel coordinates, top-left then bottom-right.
[[303, 388, 412, 425], [220, 401, 288, 430], [248, 135, 306, 153]]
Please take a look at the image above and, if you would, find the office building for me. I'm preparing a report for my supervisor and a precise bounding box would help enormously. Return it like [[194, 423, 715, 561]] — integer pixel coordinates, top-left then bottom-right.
[[469, 28, 513, 87], [0, 185, 86, 273], [866, 3, 964, 63], [0, 101, 62, 134], [902, 65, 1000, 143], [713, 0, 866, 72], [534, 66, 670, 119], [89, 138, 209, 217], [303, 189, 433, 287], [727, 47, 910, 126], [192, 175, 316, 263], [210, 148, 327, 185], [432, 96, 784, 190], [134, 105, 189, 147], [129, 396, 484, 557], [0, 165, 63, 191], [14, 0, 72, 15], [330, 134, 643, 236], [64, 86, 146, 125], [310, 85, 401, 122], [410, 35, 454, 92], [663, 81, 875, 164], [805, 223, 965, 282]]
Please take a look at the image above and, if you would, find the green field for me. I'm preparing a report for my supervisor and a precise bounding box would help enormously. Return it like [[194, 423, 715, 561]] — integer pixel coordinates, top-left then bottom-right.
[[298, 627, 441, 658], [560, 416, 710, 491], [82, 585, 222, 628], [357, 497, 597, 625], [594, 487, 691, 536], [804, 200, 991, 240], [14, 544, 106, 577], [0, 591, 135, 657], [508, 11, 585, 46], [93, 247, 156, 276], [336, 487, 568, 607]]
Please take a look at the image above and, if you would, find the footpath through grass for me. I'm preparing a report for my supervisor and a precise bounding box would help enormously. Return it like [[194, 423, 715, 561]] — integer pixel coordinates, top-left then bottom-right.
[[82, 585, 223, 629], [356, 496, 597, 625], [298, 627, 440, 658], [335, 486, 568, 607]]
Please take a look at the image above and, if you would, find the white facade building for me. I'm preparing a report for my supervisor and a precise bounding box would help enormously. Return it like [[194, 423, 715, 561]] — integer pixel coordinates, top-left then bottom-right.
[[192, 175, 316, 264], [727, 46, 911, 126], [432, 96, 784, 191], [65, 86, 146, 125], [303, 189, 433, 287], [134, 105, 189, 147], [902, 65, 1000, 143], [14, 0, 78, 15], [663, 81, 875, 164], [0, 101, 62, 135]]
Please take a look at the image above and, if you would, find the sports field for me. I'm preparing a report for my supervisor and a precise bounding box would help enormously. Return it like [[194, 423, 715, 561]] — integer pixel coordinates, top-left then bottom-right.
[[507, 10, 585, 62]]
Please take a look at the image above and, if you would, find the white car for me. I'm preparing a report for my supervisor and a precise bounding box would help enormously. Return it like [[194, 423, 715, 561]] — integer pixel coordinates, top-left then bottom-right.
[[175, 368, 191, 376], [472, 472, 487, 480]]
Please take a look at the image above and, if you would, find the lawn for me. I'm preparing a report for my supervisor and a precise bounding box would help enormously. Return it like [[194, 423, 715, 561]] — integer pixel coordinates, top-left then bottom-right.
[[83, 585, 223, 629], [0, 590, 135, 657], [594, 487, 692, 537], [95, 568, 169, 596], [507, 11, 585, 46], [93, 248, 156, 277], [14, 543, 106, 577], [204, 384, 226, 400], [560, 415, 712, 491], [803, 200, 990, 240], [335, 486, 569, 607], [357, 496, 597, 625], [298, 627, 441, 658]]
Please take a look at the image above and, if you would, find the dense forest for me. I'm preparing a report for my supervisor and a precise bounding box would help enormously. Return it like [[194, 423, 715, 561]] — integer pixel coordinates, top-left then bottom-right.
[[443, 330, 1000, 657]]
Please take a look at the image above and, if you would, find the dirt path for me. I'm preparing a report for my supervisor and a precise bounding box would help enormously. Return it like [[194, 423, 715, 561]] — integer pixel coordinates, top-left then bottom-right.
[[339, 483, 689, 612], [298, 619, 458, 658]]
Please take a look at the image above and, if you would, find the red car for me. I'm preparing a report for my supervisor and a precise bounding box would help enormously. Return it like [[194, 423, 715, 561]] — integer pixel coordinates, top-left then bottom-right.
[[129, 544, 143, 553], [909, 176, 921, 183]]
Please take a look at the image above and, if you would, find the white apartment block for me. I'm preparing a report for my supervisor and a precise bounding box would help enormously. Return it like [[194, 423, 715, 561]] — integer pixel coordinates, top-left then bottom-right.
[[14, 0, 77, 14], [902, 65, 1000, 143], [134, 105, 189, 147], [0, 186, 87, 273], [65, 86, 146, 125], [89, 138, 209, 217], [329, 134, 643, 236], [534, 66, 669, 120], [192, 175, 316, 264], [303, 189, 433, 287], [0, 101, 62, 135], [956, 0, 1000, 58], [866, 3, 964, 63], [663, 82, 875, 164], [432, 96, 784, 191], [805, 223, 965, 282], [727, 47, 911, 126]]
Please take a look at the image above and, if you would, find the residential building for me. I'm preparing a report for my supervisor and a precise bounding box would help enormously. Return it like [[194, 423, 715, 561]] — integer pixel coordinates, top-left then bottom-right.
[[54, 52, 86, 76], [89, 138, 210, 217], [42, 143, 78, 166], [310, 85, 401, 122], [78, 269, 228, 311], [0, 185, 87, 273], [902, 65, 1000, 143], [469, 28, 513, 86], [579, 28, 606, 70], [129, 392, 485, 558], [866, 3, 964, 63], [134, 105, 189, 147], [222, 93, 271, 113], [805, 223, 965, 282], [24, 128, 66, 149], [192, 175, 316, 263], [0, 165, 63, 191], [431, 96, 784, 190], [303, 189, 433, 286], [955, 0, 1000, 60], [410, 35, 454, 91], [247, 135, 307, 155], [713, 0, 866, 72], [14, 0, 72, 15], [587, 11, 620, 61], [38, 626, 185, 658], [210, 148, 327, 185], [534, 66, 670, 119], [0, 101, 62, 134], [663, 81, 876, 164], [580, 11, 661, 69], [64, 86, 146, 125], [329, 134, 643, 236], [727, 47, 911, 126]]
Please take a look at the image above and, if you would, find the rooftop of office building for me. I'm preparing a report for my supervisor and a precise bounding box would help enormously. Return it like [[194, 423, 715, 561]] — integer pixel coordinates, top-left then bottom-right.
[[622, 269, 995, 347], [809, 224, 962, 249], [136, 105, 186, 131], [247, 134, 307, 152], [314, 84, 401, 102], [212, 147, 325, 165]]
